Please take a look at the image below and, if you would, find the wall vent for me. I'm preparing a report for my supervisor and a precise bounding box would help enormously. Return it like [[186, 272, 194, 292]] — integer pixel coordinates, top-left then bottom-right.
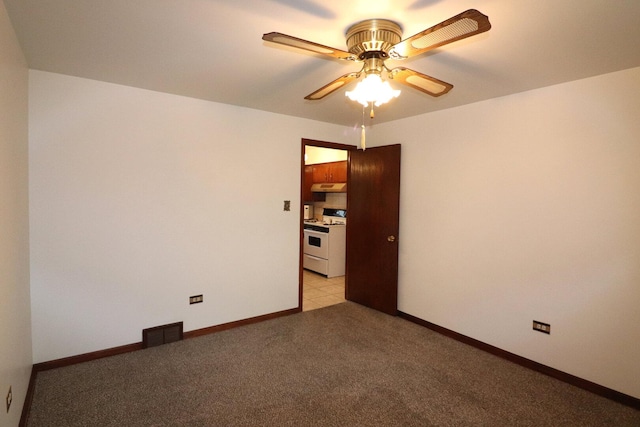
[[142, 322, 184, 349]]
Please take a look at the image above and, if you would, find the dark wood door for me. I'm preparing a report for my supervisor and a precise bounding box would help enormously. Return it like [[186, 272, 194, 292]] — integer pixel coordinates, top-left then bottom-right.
[[346, 144, 401, 315]]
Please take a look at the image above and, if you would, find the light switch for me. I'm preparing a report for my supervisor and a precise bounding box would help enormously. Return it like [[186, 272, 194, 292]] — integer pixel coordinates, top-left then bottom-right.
[[284, 200, 291, 211]]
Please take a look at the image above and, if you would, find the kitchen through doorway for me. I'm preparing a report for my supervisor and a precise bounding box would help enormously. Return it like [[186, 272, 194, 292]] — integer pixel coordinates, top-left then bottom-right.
[[302, 270, 345, 311], [300, 140, 354, 311]]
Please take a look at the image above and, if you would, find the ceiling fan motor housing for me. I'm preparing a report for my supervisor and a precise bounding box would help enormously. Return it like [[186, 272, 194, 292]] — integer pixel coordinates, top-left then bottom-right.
[[346, 19, 402, 60]]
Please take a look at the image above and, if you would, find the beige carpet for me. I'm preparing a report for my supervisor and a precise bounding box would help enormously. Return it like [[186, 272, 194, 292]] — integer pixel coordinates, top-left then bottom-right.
[[27, 302, 640, 426]]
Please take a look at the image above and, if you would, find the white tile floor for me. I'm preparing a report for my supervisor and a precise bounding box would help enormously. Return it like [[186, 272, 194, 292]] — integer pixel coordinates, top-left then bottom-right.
[[302, 270, 345, 311]]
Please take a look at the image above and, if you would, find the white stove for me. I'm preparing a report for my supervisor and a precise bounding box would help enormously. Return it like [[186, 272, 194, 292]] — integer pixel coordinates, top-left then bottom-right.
[[303, 208, 347, 277], [304, 208, 346, 227], [322, 216, 346, 226]]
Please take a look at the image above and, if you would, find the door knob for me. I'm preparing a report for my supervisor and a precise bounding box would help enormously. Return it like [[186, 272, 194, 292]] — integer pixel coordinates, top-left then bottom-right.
[[387, 235, 396, 242]]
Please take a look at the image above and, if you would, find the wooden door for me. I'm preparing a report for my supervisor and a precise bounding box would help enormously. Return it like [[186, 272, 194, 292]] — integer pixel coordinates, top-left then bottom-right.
[[346, 144, 401, 315]]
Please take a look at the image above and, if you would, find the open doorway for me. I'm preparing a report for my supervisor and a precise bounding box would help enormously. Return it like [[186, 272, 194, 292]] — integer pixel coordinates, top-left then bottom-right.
[[299, 139, 356, 311]]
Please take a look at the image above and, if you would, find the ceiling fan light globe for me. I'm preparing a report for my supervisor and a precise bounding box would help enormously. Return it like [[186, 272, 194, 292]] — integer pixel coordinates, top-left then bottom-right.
[[345, 90, 369, 107], [346, 74, 400, 107]]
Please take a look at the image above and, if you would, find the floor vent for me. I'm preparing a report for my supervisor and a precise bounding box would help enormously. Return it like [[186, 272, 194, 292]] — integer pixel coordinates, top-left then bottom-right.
[[142, 322, 183, 349]]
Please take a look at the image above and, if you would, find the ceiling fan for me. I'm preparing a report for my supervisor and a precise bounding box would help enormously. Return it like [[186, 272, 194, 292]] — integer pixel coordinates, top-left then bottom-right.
[[262, 9, 491, 102]]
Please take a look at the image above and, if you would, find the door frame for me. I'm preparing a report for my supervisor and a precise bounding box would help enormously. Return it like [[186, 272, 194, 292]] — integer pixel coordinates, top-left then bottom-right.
[[299, 138, 357, 310]]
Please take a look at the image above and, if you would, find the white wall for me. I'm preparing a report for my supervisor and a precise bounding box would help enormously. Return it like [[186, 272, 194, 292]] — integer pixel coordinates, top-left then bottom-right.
[[371, 67, 640, 399], [29, 70, 354, 363], [0, 2, 31, 426]]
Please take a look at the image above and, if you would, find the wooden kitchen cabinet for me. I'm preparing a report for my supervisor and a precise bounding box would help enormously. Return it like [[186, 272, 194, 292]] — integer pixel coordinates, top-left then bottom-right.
[[312, 161, 347, 183], [303, 165, 314, 202], [304, 160, 347, 202]]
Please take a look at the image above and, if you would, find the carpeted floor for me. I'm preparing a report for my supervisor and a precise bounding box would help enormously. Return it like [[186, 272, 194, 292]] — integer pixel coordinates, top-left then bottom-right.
[[27, 302, 640, 426]]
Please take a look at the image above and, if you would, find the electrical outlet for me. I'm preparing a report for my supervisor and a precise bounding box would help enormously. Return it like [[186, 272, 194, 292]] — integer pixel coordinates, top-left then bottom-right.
[[189, 294, 203, 304], [6, 386, 12, 413], [532, 320, 550, 334]]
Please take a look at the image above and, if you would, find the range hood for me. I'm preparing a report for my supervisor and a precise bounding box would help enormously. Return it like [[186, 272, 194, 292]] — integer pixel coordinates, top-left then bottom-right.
[[311, 182, 347, 193]]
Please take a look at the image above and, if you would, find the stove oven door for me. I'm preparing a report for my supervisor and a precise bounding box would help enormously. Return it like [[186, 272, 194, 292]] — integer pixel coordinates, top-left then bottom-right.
[[303, 228, 329, 259], [303, 227, 330, 275]]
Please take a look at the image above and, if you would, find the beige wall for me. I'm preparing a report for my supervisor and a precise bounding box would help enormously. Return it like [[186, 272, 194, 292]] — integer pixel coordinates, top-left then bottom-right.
[[371, 67, 640, 399], [0, 2, 31, 426]]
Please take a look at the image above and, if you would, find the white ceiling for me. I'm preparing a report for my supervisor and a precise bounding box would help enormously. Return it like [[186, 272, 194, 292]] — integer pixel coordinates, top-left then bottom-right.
[[5, 0, 640, 127]]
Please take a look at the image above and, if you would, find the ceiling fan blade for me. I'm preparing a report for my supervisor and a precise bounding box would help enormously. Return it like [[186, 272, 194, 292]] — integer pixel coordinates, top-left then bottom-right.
[[305, 72, 360, 100], [389, 9, 491, 59], [388, 67, 453, 97], [262, 32, 356, 61]]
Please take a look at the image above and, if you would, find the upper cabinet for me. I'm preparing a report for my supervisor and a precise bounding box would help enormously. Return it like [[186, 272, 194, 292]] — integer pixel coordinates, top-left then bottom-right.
[[303, 165, 314, 202], [312, 161, 347, 183], [303, 160, 347, 202]]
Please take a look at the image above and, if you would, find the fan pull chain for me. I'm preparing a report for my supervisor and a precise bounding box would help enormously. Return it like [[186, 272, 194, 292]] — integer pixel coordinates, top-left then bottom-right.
[[370, 103, 375, 119], [360, 106, 366, 150]]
